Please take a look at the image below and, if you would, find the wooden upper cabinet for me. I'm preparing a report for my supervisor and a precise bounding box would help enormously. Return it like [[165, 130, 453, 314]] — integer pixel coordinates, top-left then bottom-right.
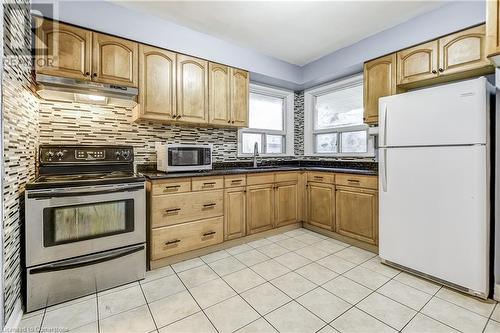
[[224, 187, 246, 240], [230, 68, 249, 127], [363, 54, 396, 125], [274, 182, 298, 227], [487, 0, 500, 59], [92, 32, 138, 87], [335, 186, 378, 245], [306, 183, 335, 231], [209, 63, 231, 126], [246, 184, 274, 235], [438, 25, 491, 76], [177, 54, 208, 124], [35, 18, 92, 80], [397, 40, 439, 85], [137, 44, 176, 121]]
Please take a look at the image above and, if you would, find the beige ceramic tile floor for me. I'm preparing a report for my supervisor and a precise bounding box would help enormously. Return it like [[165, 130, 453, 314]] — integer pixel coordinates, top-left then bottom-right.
[[15, 228, 499, 333]]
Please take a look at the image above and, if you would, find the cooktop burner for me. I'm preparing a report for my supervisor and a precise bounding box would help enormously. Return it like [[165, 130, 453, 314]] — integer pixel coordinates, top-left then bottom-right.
[[36, 171, 137, 183]]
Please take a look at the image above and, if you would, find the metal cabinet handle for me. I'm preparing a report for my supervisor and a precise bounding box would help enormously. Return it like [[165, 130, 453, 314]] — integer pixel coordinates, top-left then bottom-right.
[[432, 70, 437, 74], [347, 179, 360, 184], [314, 176, 323, 179], [85, 72, 90, 76], [92, 73, 97, 77], [203, 203, 216, 208], [202, 182, 216, 188], [164, 185, 180, 192], [202, 231, 216, 237], [165, 239, 181, 245], [231, 179, 242, 183], [165, 208, 181, 213], [227, 120, 231, 123], [438, 68, 444, 72]]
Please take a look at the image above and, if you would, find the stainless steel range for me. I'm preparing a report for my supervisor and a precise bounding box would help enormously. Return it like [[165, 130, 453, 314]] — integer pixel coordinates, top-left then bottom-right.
[[25, 145, 146, 312]]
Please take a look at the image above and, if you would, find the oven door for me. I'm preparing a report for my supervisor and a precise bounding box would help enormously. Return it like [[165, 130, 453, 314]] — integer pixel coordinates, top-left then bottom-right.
[[25, 182, 145, 267]]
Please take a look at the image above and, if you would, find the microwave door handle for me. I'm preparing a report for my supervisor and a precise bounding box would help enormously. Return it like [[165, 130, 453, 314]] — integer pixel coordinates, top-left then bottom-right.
[[27, 184, 144, 199], [29, 244, 145, 274]]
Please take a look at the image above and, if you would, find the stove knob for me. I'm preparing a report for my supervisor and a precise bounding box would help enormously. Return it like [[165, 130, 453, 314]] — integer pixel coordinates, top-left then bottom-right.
[[45, 151, 54, 161], [121, 150, 131, 159], [55, 151, 65, 160], [115, 151, 122, 159]]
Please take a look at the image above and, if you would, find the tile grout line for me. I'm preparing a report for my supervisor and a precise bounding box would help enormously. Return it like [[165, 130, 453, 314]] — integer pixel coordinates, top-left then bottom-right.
[[398, 284, 443, 332], [171, 266, 221, 333], [95, 291, 101, 333], [138, 279, 162, 332]]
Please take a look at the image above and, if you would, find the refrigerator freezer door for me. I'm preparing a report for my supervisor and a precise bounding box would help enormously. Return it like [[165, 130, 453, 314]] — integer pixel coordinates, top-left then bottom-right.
[[379, 77, 488, 147], [379, 145, 489, 295]]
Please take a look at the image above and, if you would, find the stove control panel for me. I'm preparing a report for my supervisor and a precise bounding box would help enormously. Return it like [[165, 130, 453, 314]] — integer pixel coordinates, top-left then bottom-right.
[[40, 145, 134, 164]]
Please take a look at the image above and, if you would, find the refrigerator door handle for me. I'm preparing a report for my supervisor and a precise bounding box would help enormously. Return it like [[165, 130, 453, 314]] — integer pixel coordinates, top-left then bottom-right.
[[381, 103, 388, 147], [380, 148, 387, 192]]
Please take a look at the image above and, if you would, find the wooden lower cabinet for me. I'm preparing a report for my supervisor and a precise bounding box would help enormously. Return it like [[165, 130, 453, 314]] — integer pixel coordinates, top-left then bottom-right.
[[306, 182, 335, 231], [224, 187, 246, 240], [151, 216, 223, 260], [246, 183, 274, 234], [274, 182, 298, 227], [335, 186, 378, 245]]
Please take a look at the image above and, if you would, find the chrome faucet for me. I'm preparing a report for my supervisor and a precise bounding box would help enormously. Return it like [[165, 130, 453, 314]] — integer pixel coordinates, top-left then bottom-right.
[[253, 142, 259, 168]]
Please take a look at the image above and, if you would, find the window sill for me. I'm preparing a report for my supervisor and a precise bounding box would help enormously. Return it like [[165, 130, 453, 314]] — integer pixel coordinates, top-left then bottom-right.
[[237, 153, 294, 158]]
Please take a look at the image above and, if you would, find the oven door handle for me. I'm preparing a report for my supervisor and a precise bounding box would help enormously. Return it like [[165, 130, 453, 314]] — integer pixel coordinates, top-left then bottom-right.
[[29, 244, 145, 274], [28, 184, 144, 199]]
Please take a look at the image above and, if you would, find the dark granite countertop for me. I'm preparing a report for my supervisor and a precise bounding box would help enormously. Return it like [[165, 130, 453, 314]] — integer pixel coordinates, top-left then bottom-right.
[[140, 161, 378, 180]]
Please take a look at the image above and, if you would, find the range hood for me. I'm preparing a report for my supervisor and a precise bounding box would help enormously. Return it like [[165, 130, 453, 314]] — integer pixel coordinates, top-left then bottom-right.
[[36, 74, 138, 108]]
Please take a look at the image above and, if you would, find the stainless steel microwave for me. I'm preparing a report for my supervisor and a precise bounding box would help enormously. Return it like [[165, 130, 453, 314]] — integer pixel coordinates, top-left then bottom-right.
[[156, 144, 212, 172]]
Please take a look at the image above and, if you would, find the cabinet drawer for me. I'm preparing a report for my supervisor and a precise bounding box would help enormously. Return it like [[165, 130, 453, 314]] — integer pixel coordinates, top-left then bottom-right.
[[151, 217, 223, 259], [192, 177, 223, 191], [247, 173, 275, 185], [224, 175, 246, 188], [151, 190, 223, 228], [335, 174, 378, 190], [307, 172, 334, 184], [275, 172, 298, 183], [151, 178, 191, 195]]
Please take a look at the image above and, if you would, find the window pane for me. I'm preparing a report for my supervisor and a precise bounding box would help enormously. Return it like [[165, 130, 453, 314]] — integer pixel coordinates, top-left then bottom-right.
[[341, 130, 367, 153], [242, 133, 262, 154], [315, 133, 338, 154], [315, 84, 363, 129], [249, 93, 283, 130], [266, 135, 284, 154]]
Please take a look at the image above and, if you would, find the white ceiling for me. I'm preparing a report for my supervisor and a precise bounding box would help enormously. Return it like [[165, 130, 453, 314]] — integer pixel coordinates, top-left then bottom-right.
[[114, 1, 446, 66]]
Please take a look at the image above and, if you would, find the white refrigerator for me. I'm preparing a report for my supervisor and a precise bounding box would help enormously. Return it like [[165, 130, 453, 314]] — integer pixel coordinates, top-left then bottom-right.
[[379, 77, 493, 298]]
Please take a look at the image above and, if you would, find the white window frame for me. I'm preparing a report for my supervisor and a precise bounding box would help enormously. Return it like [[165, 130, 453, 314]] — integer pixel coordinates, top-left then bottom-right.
[[238, 83, 295, 157], [304, 74, 375, 158]]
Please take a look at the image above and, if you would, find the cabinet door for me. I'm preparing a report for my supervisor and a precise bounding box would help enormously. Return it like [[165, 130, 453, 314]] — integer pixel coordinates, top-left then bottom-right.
[[274, 182, 298, 227], [306, 182, 335, 231], [246, 184, 274, 234], [397, 40, 439, 85], [92, 32, 138, 87], [363, 54, 396, 125], [486, 0, 500, 59], [335, 186, 378, 245], [208, 63, 231, 126], [137, 44, 176, 121], [177, 54, 208, 124], [230, 68, 249, 127], [438, 25, 492, 76], [224, 187, 246, 240], [35, 18, 91, 80]]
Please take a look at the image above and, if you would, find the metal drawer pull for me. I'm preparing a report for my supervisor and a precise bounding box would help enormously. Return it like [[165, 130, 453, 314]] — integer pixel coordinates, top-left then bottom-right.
[[202, 231, 216, 237], [165, 239, 181, 245], [165, 208, 181, 213], [164, 185, 181, 191], [231, 179, 242, 183], [314, 176, 324, 179], [203, 203, 216, 208], [347, 179, 360, 183], [202, 182, 216, 187]]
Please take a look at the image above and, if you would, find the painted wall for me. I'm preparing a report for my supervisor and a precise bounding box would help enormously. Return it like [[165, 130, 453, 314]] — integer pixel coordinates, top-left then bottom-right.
[[32, 0, 486, 90], [301, 0, 486, 89], [30, 0, 302, 89]]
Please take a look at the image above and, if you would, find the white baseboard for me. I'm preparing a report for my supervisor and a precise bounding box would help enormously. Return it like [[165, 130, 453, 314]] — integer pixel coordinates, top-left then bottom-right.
[[3, 298, 22, 330]]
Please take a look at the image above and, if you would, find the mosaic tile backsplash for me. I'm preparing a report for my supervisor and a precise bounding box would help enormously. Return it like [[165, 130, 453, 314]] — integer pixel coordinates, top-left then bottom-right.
[[2, 1, 40, 322]]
